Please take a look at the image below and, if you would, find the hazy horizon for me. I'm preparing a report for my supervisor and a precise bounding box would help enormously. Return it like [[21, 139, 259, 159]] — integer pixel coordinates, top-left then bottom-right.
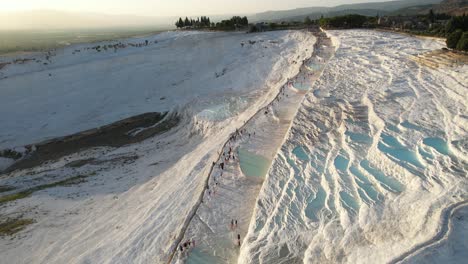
[[0, 0, 430, 30], [1, 0, 398, 17]]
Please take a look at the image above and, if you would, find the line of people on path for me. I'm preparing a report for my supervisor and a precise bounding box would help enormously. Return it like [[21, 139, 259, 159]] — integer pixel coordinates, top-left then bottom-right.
[[230, 219, 242, 247], [180, 99, 289, 259]]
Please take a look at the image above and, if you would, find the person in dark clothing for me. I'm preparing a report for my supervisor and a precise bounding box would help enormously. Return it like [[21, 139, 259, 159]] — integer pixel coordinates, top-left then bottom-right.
[[180, 245, 183, 252], [237, 234, 241, 246]]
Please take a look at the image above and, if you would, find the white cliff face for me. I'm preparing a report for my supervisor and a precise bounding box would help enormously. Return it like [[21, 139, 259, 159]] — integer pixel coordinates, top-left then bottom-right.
[[1, 28, 466, 264], [0, 30, 315, 264], [240, 30, 467, 264], [0, 30, 311, 150]]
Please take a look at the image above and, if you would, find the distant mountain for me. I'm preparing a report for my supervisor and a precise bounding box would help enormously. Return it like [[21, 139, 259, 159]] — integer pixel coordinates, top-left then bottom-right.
[[331, 0, 441, 12], [282, 9, 388, 21], [435, 0, 468, 15], [388, 0, 467, 16], [250, 0, 443, 22], [387, 5, 436, 15], [249, 7, 329, 22]]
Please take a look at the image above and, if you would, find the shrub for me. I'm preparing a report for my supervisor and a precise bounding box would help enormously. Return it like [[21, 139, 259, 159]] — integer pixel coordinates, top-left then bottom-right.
[[446, 30, 463, 49], [0, 218, 34, 236], [456, 32, 468, 51]]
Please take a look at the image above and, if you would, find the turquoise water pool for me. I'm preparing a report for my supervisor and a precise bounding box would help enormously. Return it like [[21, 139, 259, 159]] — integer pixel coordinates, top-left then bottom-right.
[[423, 137, 451, 156], [292, 82, 310, 91], [345, 131, 372, 144], [306, 63, 323, 71], [418, 146, 434, 160], [238, 148, 271, 178], [339, 191, 360, 212], [379, 133, 424, 169], [292, 146, 309, 161], [334, 155, 349, 172], [350, 166, 382, 203], [305, 185, 327, 221], [386, 124, 401, 133], [186, 249, 221, 264], [361, 160, 404, 193]]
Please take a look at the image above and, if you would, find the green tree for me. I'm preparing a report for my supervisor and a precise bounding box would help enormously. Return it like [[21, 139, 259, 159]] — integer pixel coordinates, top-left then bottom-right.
[[428, 9, 435, 23], [184, 17, 190, 27], [200, 16, 207, 27], [175, 17, 184, 28], [241, 16, 248, 26], [304, 16, 312, 25], [446, 29, 463, 49], [319, 17, 328, 27], [456, 31, 468, 51], [445, 16, 468, 34]]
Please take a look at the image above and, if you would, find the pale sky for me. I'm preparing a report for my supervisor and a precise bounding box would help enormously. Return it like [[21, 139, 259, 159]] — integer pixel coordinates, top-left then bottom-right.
[[0, 0, 392, 16]]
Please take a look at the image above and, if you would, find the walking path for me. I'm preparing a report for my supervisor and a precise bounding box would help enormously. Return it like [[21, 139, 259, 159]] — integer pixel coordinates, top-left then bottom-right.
[[169, 28, 335, 264]]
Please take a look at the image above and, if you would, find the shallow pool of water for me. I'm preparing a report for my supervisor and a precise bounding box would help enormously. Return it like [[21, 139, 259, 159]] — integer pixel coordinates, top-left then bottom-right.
[[345, 131, 372, 144], [350, 166, 382, 203], [306, 63, 323, 71], [418, 146, 434, 160], [334, 155, 349, 172], [339, 191, 360, 212], [292, 81, 310, 91], [197, 97, 249, 121], [423, 137, 451, 156], [386, 124, 401, 133], [361, 160, 404, 193], [292, 146, 309, 161], [379, 133, 424, 169], [238, 148, 271, 178], [186, 248, 224, 264], [305, 185, 327, 221]]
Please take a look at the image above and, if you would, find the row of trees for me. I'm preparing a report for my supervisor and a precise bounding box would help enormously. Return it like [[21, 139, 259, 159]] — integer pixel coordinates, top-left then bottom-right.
[[175, 16, 211, 28], [175, 16, 249, 30], [445, 15, 468, 51], [212, 16, 249, 30]]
